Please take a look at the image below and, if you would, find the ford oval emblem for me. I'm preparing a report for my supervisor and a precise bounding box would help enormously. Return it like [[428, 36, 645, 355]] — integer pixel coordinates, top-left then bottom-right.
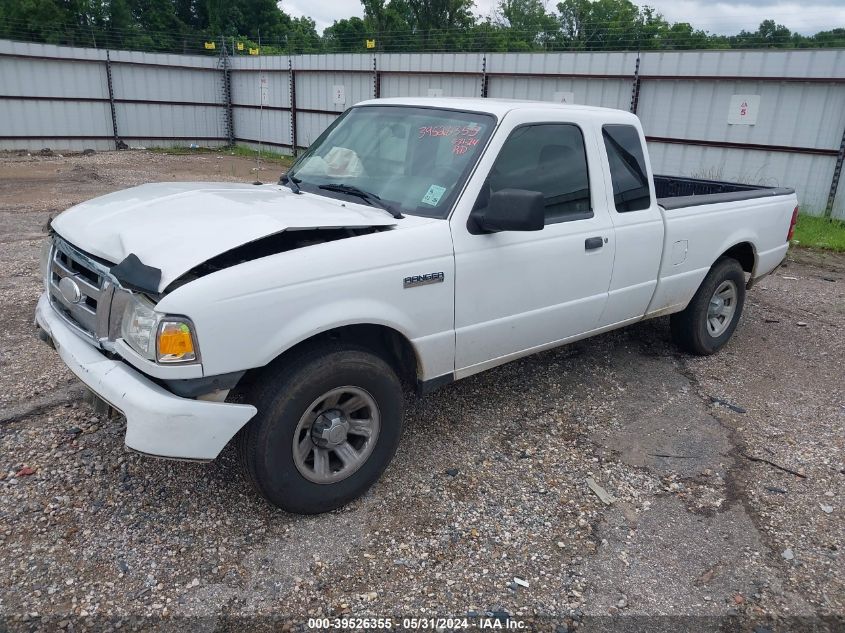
[[58, 276, 82, 304]]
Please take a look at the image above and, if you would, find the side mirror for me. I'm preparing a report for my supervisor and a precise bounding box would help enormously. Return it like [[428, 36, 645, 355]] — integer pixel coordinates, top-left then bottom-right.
[[472, 188, 545, 233]]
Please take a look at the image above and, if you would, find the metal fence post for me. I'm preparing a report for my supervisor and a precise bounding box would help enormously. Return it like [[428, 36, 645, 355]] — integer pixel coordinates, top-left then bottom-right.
[[104, 50, 123, 149], [289, 58, 298, 155], [219, 37, 234, 147], [481, 54, 489, 98], [826, 124, 845, 217], [629, 53, 641, 115], [373, 54, 380, 98]]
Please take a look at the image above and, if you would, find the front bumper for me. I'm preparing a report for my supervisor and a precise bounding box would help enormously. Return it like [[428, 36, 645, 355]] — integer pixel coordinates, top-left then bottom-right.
[[35, 292, 257, 460]]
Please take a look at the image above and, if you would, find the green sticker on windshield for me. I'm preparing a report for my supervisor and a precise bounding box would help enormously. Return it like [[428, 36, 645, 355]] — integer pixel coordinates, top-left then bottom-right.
[[421, 184, 447, 206]]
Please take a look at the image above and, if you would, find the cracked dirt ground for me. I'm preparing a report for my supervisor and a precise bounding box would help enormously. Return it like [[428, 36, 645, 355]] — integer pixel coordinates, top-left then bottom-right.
[[0, 151, 843, 632]]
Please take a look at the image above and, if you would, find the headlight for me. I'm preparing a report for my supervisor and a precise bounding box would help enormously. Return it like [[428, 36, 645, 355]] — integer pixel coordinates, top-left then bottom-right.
[[39, 238, 52, 288], [120, 295, 198, 364], [121, 295, 158, 358]]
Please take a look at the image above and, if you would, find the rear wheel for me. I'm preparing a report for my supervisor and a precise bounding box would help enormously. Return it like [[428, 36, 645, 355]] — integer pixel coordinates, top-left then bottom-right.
[[239, 342, 404, 514], [670, 258, 746, 356]]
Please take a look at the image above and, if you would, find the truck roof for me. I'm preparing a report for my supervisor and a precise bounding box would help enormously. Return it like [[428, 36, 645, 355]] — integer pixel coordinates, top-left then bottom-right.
[[355, 97, 638, 121]]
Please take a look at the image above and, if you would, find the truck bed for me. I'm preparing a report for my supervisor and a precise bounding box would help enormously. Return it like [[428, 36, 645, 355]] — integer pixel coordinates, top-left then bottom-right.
[[655, 175, 794, 210]]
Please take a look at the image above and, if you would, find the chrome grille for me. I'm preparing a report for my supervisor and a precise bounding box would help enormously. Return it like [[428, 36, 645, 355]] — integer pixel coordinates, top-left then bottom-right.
[[47, 237, 116, 345]]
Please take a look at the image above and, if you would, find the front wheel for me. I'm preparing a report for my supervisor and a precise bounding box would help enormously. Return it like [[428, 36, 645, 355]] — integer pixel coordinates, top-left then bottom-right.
[[239, 342, 404, 514], [670, 257, 746, 356]]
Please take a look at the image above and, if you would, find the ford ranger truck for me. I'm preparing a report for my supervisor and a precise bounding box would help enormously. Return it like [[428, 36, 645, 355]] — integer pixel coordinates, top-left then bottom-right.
[[35, 98, 799, 514]]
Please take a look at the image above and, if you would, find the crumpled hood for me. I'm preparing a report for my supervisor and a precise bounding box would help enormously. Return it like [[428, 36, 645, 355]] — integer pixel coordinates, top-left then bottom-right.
[[51, 182, 397, 292]]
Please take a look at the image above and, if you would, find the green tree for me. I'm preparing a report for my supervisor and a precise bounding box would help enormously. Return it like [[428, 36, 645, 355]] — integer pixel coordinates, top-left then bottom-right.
[[324, 16, 369, 52], [129, 0, 188, 50], [464, 17, 509, 51], [730, 20, 793, 49], [497, 0, 560, 50], [0, 0, 79, 45], [362, 0, 412, 50], [286, 15, 321, 52], [757, 19, 791, 46], [811, 28, 845, 48], [406, 0, 475, 50], [557, 0, 666, 50], [657, 22, 712, 50]]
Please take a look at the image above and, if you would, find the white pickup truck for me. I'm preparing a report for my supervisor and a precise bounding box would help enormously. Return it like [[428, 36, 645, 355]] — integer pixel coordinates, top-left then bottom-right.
[[36, 97, 798, 513]]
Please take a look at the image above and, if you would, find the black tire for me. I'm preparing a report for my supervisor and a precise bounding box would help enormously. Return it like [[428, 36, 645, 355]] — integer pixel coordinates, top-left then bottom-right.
[[239, 342, 404, 514], [670, 257, 746, 356]]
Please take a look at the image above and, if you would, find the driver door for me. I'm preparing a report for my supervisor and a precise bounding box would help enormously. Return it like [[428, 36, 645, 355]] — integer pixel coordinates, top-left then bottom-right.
[[451, 117, 615, 376]]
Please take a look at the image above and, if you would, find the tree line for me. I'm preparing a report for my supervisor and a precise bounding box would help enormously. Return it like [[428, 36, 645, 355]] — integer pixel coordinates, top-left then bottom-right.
[[0, 0, 842, 54]]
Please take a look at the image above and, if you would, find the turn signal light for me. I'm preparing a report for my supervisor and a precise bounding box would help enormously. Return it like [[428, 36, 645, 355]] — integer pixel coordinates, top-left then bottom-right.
[[157, 321, 196, 362]]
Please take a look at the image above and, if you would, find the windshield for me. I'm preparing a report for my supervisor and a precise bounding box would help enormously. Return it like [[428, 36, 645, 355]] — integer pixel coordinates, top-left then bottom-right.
[[286, 106, 497, 219]]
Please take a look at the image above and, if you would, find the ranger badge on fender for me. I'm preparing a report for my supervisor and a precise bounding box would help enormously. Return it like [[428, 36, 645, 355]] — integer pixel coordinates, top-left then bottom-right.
[[403, 272, 445, 289]]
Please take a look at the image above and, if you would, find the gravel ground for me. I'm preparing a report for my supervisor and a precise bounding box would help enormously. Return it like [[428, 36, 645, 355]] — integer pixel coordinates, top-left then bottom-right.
[[0, 150, 842, 632]]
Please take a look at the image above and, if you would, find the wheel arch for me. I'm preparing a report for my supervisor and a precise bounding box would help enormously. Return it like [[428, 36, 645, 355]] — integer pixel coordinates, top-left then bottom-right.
[[718, 241, 757, 275], [236, 323, 423, 397]]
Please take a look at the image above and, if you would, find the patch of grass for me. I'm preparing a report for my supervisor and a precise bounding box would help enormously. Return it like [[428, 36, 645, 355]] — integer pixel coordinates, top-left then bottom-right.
[[148, 144, 294, 166], [226, 145, 295, 165], [792, 214, 845, 252]]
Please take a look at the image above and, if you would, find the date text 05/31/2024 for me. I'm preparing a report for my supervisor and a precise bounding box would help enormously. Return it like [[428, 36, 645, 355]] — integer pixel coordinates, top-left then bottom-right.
[[307, 617, 528, 629]]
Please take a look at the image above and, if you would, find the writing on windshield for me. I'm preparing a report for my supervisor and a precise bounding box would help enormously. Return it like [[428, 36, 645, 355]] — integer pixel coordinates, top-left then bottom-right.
[[417, 125, 482, 155], [286, 106, 496, 219]]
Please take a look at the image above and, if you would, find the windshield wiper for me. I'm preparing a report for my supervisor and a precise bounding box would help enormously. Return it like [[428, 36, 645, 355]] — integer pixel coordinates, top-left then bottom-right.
[[280, 174, 301, 194], [318, 184, 403, 219]]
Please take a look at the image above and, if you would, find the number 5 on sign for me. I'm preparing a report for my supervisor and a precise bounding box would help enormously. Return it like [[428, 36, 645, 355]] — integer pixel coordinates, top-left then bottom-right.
[[728, 95, 760, 125]]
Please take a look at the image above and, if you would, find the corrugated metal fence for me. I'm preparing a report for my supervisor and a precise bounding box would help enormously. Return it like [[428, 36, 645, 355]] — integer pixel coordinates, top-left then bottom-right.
[[1, 39, 843, 218]]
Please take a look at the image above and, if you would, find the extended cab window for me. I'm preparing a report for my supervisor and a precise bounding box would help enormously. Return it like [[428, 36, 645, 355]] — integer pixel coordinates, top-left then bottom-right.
[[486, 124, 592, 224], [603, 124, 651, 212]]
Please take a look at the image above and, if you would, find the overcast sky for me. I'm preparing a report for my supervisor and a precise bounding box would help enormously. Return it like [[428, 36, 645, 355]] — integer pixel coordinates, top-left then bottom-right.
[[282, 0, 845, 36]]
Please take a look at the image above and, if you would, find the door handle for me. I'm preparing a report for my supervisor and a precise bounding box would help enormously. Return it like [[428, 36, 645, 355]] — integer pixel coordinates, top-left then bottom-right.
[[585, 236, 604, 250]]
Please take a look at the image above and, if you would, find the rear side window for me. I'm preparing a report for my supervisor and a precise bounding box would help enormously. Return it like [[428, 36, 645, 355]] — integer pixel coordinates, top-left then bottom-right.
[[487, 123, 592, 224], [603, 124, 651, 212]]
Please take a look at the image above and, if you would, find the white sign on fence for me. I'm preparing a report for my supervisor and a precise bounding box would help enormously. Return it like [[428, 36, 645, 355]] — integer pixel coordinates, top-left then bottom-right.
[[259, 73, 269, 106], [552, 91, 575, 104], [727, 95, 760, 125], [427, 88, 444, 97], [332, 85, 346, 105]]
